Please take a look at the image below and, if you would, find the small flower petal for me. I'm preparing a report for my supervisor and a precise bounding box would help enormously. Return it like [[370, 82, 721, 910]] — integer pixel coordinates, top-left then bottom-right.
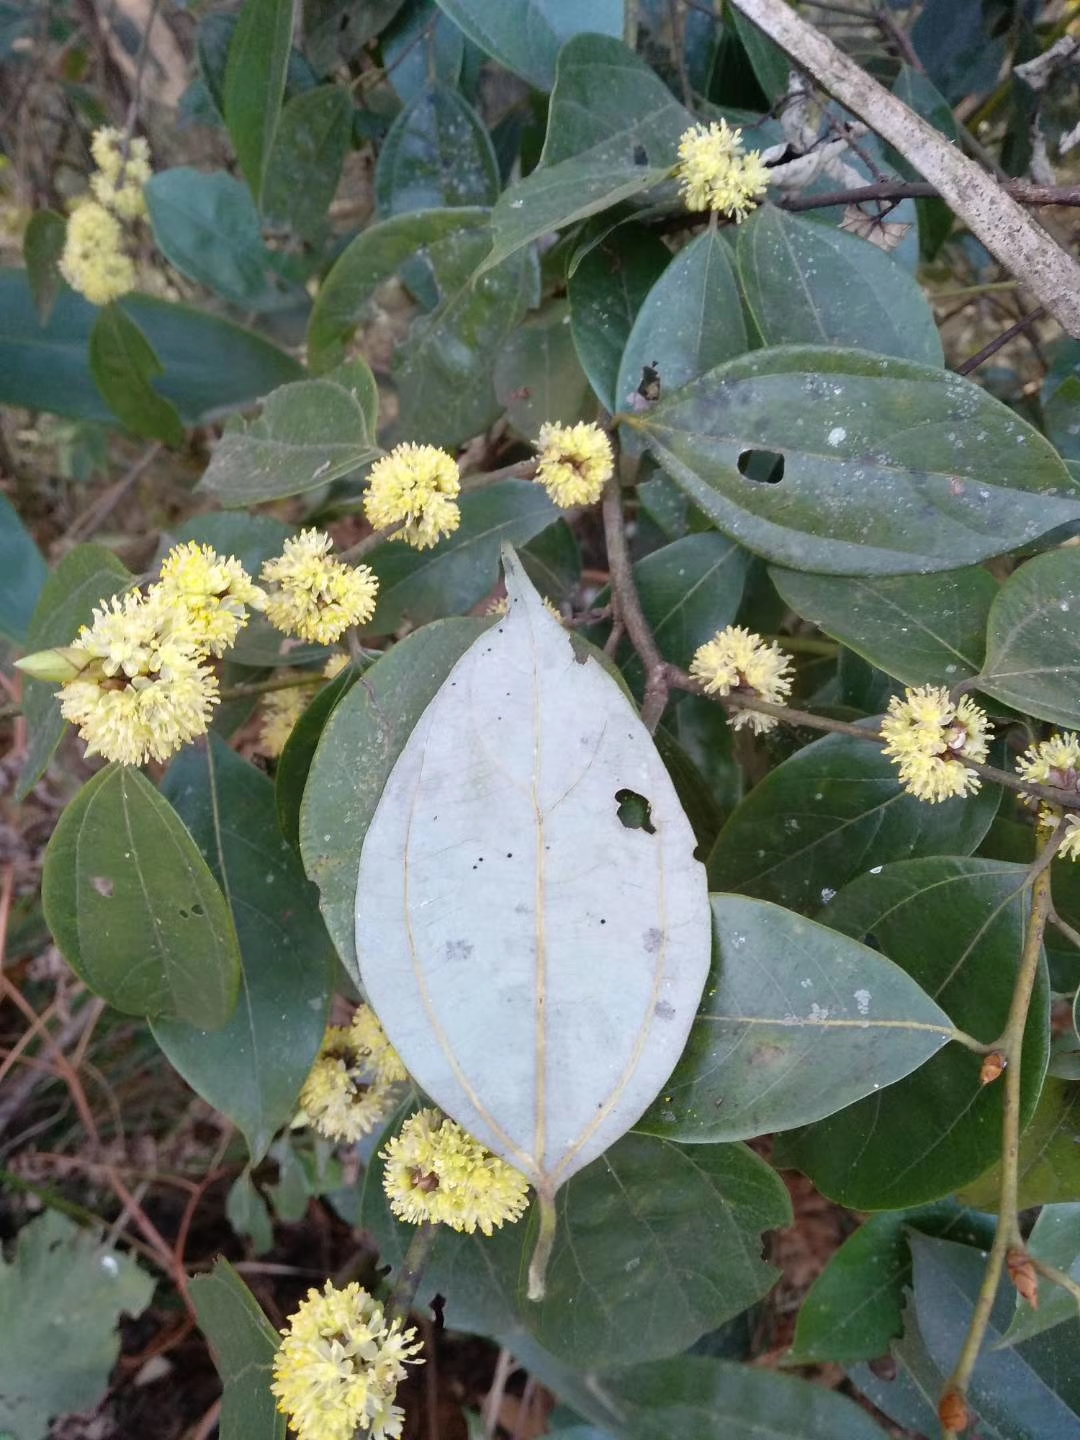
[[364, 443, 461, 551], [534, 422, 613, 508]]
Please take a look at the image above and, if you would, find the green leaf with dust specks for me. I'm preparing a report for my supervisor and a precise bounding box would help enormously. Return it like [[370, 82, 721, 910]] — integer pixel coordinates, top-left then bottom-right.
[[637, 895, 951, 1144], [42, 764, 241, 1028], [191, 1259, 285, 1440], [629, 346, 1078, 575]]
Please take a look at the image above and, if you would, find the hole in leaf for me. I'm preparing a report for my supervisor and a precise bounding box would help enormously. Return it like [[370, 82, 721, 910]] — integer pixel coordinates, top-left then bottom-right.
[[91, 876, 114, 898], [615, 788, 656, 834], [191, 902, 204, 917], [737, 448, 785, 484]]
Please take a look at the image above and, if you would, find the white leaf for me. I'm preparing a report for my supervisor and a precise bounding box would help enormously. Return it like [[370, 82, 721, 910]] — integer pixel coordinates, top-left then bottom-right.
[[355, 547, 710, 1291]]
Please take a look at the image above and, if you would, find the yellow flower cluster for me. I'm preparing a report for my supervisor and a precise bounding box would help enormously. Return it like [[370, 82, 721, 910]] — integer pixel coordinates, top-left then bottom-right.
[[262, 530, 378, 643], [43, 542, 267, 766], [294, 1007, 407, 1144], [689, 625, 793, 733], [59, 126, 152, 305], [534, 421, 613, 508], [381, 1109, 530, 1236], [1016, 732, 1080, 861], [675, 120, 770, 220], [258, 655, 350, 758], [879, 684, 990, 803], [59, 202, 136, 307], [90, 127, 152, 220], [363, 443, 461, 550], [271, 1280, 422, 1440]]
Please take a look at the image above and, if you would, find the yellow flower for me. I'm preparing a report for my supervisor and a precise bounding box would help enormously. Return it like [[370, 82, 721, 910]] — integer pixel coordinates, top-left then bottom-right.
[[323, 653, 350, 680], [259, 682, 317, 758], [157, 541, 265, 656], [879, 684, 989, 803], [676, 121, 770, 220], [59, 200, 136, 305], [261, 530, 378, 644], [1015, 732, 1080, 790], [51, 588, 218, 765], [381, 1109, 530, 1236], [271, 1280, 422, 1440], [363, 443, 461, 551], [689, 625, 793, 733], [350, 1003, 407, 1087], [89, 126, 152, 220], [294, 1019, 403, 1143], [534, 421, 613, 508], [1059, 814, 1080, 862]]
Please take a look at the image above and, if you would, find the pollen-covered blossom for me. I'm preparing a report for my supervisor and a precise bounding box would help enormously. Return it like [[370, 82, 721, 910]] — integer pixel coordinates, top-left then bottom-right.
[[675, 120, 770, 220], [294, 1009, 405, 1143], [534, 421, 613, 508], [56, 588, 218, 765], [381, 1109, 530, 1236], [689, 625, 793, 733], [89, 126, 152, 220], [259, 680, 318, 758], [261, 530, 378, 643], [271, 1280, 422, 1440], [363, 443, 461, 550], [59, 200, 136, 305], [1016, 733, 1080, 861], [879, 684, 990, 803], [157, 541, 265, 656]]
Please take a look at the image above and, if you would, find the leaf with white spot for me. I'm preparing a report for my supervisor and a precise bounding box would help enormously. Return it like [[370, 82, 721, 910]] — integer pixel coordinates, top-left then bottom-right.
[[354, 548, 711, 1293]]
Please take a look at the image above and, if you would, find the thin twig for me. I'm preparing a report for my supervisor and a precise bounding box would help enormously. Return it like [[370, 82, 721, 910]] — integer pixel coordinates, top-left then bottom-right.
[[63, 443, 163, 545], [601, 475, 669, 732], [1029, 1255, 1080, 1311], [939, 823, 1062, 1435], [776, 179, 1080, 211], [1049, 906, 1080, 954], [389, 1222, 439, 1323], [483, 1347, 515, 1440], [955, 307, 1048, 377]]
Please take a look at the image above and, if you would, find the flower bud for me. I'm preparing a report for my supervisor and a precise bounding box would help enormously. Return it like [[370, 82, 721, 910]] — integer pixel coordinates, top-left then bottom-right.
[[1007, 1248, 1039, 1308], [15, 646, 91, 684], [979, 1051, 1006, 1085], [938, 1388, 969, 1433]]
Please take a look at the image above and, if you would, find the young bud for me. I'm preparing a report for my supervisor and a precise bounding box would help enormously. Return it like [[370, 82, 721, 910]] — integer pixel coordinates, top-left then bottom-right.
[[938, 1388, 969, 1433], [15, 646, 90, 684], [1007, 1248, 1039, 1308], [979, 1051, 1006, 1085]]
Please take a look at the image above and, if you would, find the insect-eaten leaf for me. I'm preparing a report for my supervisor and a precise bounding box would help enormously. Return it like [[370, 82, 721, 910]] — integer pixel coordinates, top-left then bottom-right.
[[354, 547, 711, 1296]]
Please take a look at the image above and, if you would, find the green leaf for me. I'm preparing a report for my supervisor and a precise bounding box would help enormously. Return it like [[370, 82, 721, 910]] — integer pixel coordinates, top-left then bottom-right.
[[433, 0, 623, 90], [770, 565, 996, 687], [275, 661, 360, 848], [629, 346, 1078, 575], [376, 85, 499, 216], [171, 513, 295, 578], [616, 230, 748, 410], [606, 1355, 890, 1440], [890, 66, 958, 260], [958, 1077, 1080, 1209], [383, 2, 465, 105], [521, 520, 582, 604], [736, 206, 943, 365], [568, 223, 669, 412], [88, 305, 185, 446], [154, 736, 333, 1161], [789, 1202, 993, 1364], [774, 858, 1050, 1209], [482, 36, 692, 273], [22, 208, 66, 324], [222, 0, 292, 204], [727, 7, 791, 102], [42, 765, 242, 1027], [637, 894, 952, 1144], [145, 169, 279, 308], [16, 544, 131, 800], [368, 479, 558, 632], [198, 361, 381, 505], [979, 548, 1080, 727], [263, 85, 353, 240], [493, 300, 592, 436], [190, 1258, 285, 1440], [0, 1210, 155, 1440], [356, 553, 711, 1202], [307, 209, 537, 447], [0, 268, 303, 426], [1005, 1203, 1080, 1345], [1044, 375, 1080, 465], [300, 619, 488, 971], [0, 491, 46, 644], [706, 732, 998, 914], [365, 1126, 789, 1368], [910, 1233, 1080, 1435]]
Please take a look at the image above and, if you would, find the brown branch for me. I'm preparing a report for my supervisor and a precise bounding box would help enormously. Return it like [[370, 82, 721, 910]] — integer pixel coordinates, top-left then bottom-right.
[[601, 475, 670, 732], [955, 307, 1048, 377], [777, 179, 1080, 211]]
